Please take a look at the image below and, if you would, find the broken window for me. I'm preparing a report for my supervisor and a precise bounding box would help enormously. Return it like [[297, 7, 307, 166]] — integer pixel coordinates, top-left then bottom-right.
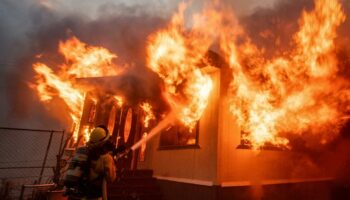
[[159, 122, 199, 150]]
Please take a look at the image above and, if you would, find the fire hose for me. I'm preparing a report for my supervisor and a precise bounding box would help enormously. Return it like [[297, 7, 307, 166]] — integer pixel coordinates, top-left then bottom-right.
[[114, 112, 175, 160]]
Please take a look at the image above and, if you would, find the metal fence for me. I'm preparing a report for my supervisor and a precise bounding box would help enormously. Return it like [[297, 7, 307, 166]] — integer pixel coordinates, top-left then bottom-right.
[[0, 127, 66, 200]]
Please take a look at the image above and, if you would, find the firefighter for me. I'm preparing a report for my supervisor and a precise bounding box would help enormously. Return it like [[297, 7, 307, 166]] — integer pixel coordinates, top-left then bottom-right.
[[85, 125, 117, 200]]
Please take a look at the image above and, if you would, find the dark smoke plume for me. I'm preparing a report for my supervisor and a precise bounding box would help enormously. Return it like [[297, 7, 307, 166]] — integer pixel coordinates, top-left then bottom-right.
[[0, 0, 168, 129]]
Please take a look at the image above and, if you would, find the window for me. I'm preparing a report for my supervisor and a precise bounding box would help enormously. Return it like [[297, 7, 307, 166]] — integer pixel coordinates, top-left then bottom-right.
[[123, 108, 133, 143], [159, 122, 199, 150]]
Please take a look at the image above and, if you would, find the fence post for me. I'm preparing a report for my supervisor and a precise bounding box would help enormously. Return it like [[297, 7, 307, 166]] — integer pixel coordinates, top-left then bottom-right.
[[58, 130, 65, 156], [38, 131, 54, 184], [53, 130, 65, 185], [19, 185, 25, 200]]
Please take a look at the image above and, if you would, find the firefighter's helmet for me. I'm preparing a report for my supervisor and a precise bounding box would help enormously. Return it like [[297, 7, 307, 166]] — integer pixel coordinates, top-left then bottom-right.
[[88, 126, 110, 147]]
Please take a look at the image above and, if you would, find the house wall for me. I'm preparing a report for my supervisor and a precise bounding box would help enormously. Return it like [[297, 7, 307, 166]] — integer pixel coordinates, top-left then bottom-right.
[[138, 68, 221, 184], [137, 65, 333, 200], [217, 94, 331, 186]]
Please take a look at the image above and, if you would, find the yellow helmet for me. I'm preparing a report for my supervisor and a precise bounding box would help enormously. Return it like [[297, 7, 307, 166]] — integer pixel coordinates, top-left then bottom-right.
[[88, 126, 110, 146]]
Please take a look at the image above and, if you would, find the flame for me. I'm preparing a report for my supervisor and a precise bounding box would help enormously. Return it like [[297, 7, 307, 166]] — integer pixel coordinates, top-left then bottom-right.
[[31, 63, 85, 141], [31, 0, 350, 150], [295, 0, 345, 78], [222, 0, 349, 149], [140, 102, 155, 128], [147, 3, 214, 130], [83, 125, 93, 143], [31, 37, 121, 142], [59, 37, 120, 78], [113, 95, 123, 107]]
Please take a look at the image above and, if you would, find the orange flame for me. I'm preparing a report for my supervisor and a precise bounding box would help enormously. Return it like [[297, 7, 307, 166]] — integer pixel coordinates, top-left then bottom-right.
[[83, 125, 93, 143], [31, 37, 121, 142], [113, 95, 123, 107], [59, 37, 119, 78], [223, 0, 349, 149], [31, 63, 85, 141], [31, 0, 350, 150], [147, 3, 214, 130], [140, 102, 155, 128]]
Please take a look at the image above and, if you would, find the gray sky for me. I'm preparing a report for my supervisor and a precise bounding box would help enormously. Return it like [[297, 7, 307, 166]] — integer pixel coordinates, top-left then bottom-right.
[[37, 0, 280, 19]]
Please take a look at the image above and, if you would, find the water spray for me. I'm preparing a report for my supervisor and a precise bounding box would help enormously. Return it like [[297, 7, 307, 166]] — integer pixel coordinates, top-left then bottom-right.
[[115, 112, 175, 159], [131, 112, 175, 151]]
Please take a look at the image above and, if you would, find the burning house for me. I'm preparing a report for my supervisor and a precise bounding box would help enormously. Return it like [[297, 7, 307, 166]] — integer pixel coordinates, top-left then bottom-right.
[[29, 0, 350, 199]]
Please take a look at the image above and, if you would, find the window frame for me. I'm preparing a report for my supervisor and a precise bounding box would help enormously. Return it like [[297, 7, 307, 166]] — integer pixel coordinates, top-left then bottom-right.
[[158, 122, 200, 150]]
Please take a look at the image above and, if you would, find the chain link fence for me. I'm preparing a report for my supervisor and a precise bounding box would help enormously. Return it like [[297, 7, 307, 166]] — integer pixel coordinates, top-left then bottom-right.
[[0, 127, 67, 200]]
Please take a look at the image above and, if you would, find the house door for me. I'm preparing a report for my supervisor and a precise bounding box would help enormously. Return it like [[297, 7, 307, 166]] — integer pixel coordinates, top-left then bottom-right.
[[110, 106, 140, 170]]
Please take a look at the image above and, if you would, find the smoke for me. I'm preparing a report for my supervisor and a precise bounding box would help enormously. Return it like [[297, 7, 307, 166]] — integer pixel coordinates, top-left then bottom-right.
[[0, 0, 62, 128], [0, 0, 280, 129], [0, 0, 171, 129], [0, 0, 350, 198], [240, 0, 314, 57], [2, 0, 350, 168], [222, 0, 280, 16], [241, 0, 350, 61]]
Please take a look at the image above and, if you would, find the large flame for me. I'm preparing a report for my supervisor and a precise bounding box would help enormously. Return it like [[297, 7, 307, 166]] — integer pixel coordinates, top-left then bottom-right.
[[59, 37, 119, 78], [146, 0, 350, 149], [223, 0, 349, 149], [31, 0, 350, 150], [31, 37, 121, 141], [147, 3, 214, 131]]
